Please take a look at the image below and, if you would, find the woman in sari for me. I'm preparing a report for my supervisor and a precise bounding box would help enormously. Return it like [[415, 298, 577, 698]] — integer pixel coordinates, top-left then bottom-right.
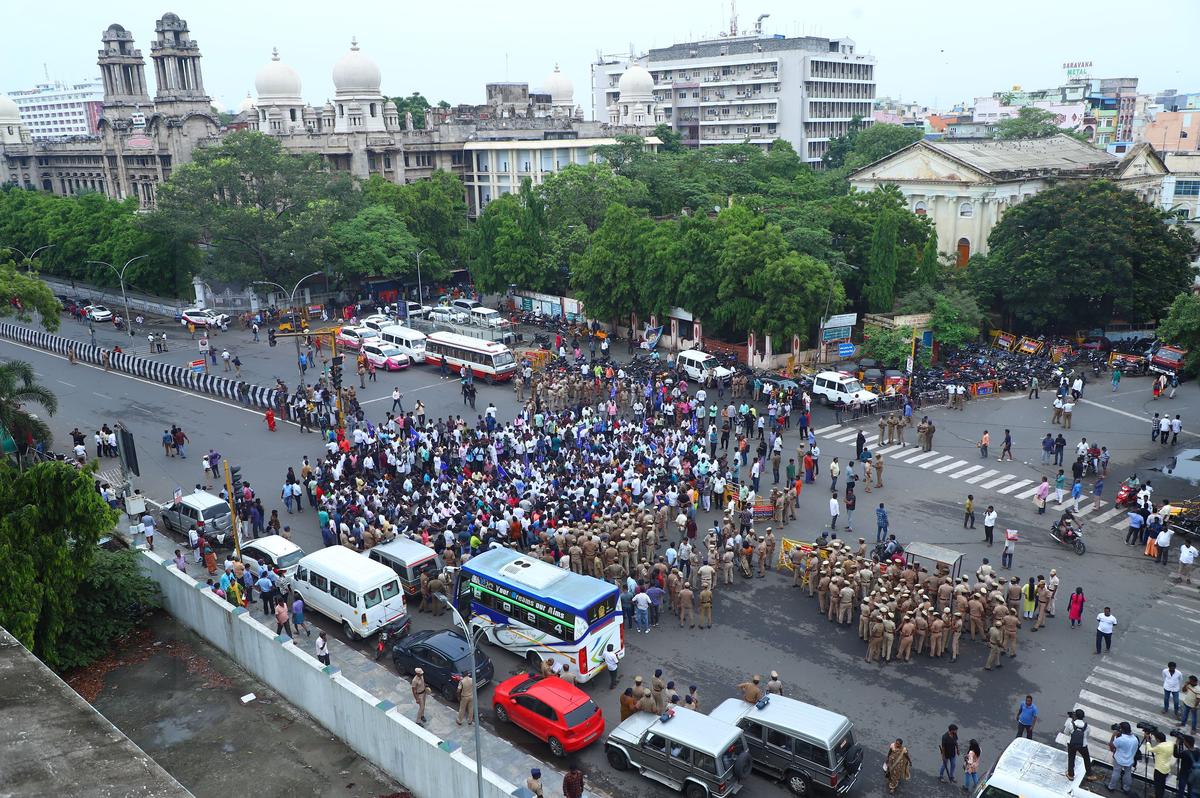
[[885, 738, 912, 794]]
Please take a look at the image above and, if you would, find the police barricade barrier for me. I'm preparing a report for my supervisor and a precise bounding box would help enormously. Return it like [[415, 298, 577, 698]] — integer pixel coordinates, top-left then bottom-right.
[[0, 321, 277, 412]]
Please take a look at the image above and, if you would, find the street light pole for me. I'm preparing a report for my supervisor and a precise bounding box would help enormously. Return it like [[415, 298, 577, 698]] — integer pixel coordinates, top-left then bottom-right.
[[2, 243, 55, 271], [87, 255, 148, 338], [437, 594, 483, 798], [254, 271, 323, 387], [413, 248, 429, 311]]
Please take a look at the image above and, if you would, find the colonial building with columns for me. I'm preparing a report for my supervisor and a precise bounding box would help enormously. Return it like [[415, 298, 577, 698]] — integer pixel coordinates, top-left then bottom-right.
[[848, 134, 1168, 264]]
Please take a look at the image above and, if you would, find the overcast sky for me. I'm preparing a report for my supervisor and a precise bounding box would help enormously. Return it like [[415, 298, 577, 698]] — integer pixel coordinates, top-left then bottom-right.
[[7, 0, 1198, 113]]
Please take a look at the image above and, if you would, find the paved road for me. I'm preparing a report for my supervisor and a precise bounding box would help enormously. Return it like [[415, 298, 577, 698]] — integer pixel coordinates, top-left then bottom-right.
[[6, 332, 1199, 798]]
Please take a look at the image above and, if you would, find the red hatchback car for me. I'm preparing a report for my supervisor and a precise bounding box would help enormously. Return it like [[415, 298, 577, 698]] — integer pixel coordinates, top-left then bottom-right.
[[492, 675, 605, 756]]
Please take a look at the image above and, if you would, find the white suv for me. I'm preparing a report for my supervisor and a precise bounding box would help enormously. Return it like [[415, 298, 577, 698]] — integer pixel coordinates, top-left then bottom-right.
[[677, 349, 733, 385], [810, 371, 877, 407], [181, 307, 230, 328]]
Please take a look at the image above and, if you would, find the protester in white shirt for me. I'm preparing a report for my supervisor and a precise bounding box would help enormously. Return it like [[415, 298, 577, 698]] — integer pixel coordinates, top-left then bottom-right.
[[1179, 540, 1198, 584]]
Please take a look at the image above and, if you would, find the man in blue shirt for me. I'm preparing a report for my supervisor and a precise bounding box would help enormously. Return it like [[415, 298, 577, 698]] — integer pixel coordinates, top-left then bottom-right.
[[256, 573, 275, 615], [1016, 695, 1038, 739], [875, 503, 889, 543], [1107, 723, 1138, 793]]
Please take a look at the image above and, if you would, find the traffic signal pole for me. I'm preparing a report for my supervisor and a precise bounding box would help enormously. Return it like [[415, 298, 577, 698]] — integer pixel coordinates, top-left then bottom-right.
[[277, 327, 345, 433], [222, 459, 243, 559]]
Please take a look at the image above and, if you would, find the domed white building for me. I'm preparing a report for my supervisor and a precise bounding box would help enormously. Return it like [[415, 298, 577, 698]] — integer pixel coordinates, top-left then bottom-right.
[[610, 63, 659, 126], [541, 65, 576, 116], [332, 37, 387, 133], [255, 48, 306, 132], [237, 92, 256, 115], [0, 95, 28, 145]]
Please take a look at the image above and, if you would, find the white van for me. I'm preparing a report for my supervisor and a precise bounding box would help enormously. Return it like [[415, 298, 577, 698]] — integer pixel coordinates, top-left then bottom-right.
[[469, 307, 504, 328], [291, 547, 406, 639], [378, 324, 428, 362], [676, 349, 733, 385], [971, 738, 1094, 797], [811, 370, 878, 408]]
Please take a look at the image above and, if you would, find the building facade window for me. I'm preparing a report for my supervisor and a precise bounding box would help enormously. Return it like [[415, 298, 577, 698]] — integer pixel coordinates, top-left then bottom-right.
[[913, 201, 927, 216], [958, 201, 974, 218]]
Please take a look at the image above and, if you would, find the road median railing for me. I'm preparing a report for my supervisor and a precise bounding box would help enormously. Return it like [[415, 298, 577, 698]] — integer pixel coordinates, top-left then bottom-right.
[[0, 321, 278, 409]]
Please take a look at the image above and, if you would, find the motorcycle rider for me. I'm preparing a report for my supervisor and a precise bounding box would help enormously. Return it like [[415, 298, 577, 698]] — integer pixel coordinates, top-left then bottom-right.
[[1056, 510, 1080, 542]]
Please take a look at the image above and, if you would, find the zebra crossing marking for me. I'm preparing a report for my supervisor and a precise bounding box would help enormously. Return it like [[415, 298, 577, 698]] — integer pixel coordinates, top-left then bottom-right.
[[948, 465, 983, 480], [902, 451, 940, 465], [814, 424, 842, 435], [1094, 507, 1125, 523], [966, 469, 999, 484], [981, 474, 1015, 490], [876, 445, 904, 455], [997, 479, 1034, 495], [1015, 484, 1043, 499], [935, 459, 969, 474], [890, 447, 931, 462], [919, 455, 954, 469]]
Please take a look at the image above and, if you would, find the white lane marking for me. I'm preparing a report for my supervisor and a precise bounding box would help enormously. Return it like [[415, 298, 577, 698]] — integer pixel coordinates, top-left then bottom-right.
[[965, 468, 998, 484], [827, 430, 859, 443], [888, 447, 929, 461], [981, 474, 1015, 489], [814, 424, 841, 435], [1015, 484, 1043, 499], [1094, 507, 1125, 523], [997, 478, 1033, 495], [949, 465, 983, 479], [901, 451, 940, 465], [57, 380, 76, 387], [1073, 503, 1095, 517], [935, 459, 968, 474], [875, 445, 904, 455], [360, 381, 453, 404], [919, 455, 953, 470], [93, 392, 111, 399], [1079, 398, 1200, 438]]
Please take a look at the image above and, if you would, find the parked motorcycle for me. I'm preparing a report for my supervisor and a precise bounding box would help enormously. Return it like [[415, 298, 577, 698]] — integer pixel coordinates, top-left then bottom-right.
[[374, 617, 410, 660], [1049, 517, 1086, 555]]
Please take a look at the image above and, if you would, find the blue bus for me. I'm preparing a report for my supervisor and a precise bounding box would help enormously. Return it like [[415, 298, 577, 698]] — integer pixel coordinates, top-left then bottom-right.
[[455, 547, 624, 683]]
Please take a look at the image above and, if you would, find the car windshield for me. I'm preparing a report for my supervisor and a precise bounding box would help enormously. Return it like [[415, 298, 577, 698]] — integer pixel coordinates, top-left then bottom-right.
[[702, 357, 720, 370], [379, 346, 404, 357], [1156, 349, 1183, 363], [510, 677, 537, 695], [719, 736, 747, 775], [564, 700, 599, 727], [201, 505, 227, 520], [275, 550, 304, 569], [843, 379, 864, 392]]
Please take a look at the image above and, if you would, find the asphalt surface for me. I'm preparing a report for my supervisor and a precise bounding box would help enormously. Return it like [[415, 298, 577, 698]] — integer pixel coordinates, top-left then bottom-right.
[[6, 321, 1200, 798]]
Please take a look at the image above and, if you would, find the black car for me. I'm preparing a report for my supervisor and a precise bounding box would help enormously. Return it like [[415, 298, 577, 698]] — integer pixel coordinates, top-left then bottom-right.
[[391, 629, 494, 700]]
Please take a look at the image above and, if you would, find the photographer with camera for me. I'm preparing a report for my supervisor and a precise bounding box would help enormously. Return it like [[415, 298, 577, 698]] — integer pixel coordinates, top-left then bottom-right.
[[1177, 732, 1197, 798], [1106, 722, 1139, 793], [1146, 728, 1175, 798], [1063, 709, 1093, 781]]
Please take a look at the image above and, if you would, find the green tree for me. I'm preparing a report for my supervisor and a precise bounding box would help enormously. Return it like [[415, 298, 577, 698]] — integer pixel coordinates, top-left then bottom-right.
[[537, 164, 648, 233], [0, 360, 58, 452], [146, 131, 356, 286], [914, 233, 941, 287], [1155, 292, 1200, 375], [841, 124, 924, 171], [973, 180, 1196, 330], [897, 284, 985, 350], [713, 205, 789, 334], [859, 324, 915, 368], [994, 107, 1065, 140], [591, 134, 649, 174], [863, 211, 900, 312], [821, 116, 868, 169], [651, 123, 684, 153], [390, 92, 439, 128], [748, 253, 844, 346], [323, 205, 422, 281], [362, 171, 469, 270], [0, 260, 61, 331], [0, 461, 118, 667], [53, 548, 161, 670], [570, 203, 655, 322], [469, 181, 555, 294]]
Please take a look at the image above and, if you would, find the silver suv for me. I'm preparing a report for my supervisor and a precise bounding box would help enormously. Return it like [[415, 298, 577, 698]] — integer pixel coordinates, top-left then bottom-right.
[[710, 696, 862, 796], [605, 707, 751, 798]]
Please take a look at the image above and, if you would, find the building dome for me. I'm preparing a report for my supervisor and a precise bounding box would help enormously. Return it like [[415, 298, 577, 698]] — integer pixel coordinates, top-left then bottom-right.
[[0, 95, 20, 123], [255, 48, 302, 100], [237, 92, 256, 114], [542, 64, 574, 105], [332, 38, 381, 93], [618, 64, 654, 101]]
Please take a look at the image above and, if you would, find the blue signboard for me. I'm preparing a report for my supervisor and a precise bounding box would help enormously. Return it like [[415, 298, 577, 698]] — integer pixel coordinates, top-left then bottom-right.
[[822, 325, 852, 343], [838, 342, 857, 358]]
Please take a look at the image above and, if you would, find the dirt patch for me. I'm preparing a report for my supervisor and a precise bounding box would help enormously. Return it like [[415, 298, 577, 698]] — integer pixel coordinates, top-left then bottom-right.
[[65, 625, 232, 702]]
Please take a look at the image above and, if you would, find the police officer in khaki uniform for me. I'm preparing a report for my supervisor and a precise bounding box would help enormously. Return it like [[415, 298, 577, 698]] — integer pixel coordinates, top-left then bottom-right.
[[526, 768, 544, 798], [898, 615, 916, 661], [652, 669, 667, 713], [929, 611, 946, 658], [984, 620, 1005, 670], [881, 612, 897, 662], [866, 614, 884, 663], [678, 583, 695, 628], [412, 667, 430, 724], [636, 687, 657, 713], [456, 673, 475, 725], [737, 675, 764, 703], [1003, 611, 1020, 657], [766, 671, 784, 695], [699, 586, 713, 628]]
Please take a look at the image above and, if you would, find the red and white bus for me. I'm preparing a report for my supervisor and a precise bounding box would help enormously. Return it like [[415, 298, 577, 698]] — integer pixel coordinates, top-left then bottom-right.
[[424, 331, 517, 382]]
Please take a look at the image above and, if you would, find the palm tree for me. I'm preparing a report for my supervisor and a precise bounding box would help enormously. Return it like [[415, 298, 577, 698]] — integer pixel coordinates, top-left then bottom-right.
[[0, 360, 57, 458]]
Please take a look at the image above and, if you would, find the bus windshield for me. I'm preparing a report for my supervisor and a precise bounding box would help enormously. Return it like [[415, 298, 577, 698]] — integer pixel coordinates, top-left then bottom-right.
[[492, 351, 515, 368]]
